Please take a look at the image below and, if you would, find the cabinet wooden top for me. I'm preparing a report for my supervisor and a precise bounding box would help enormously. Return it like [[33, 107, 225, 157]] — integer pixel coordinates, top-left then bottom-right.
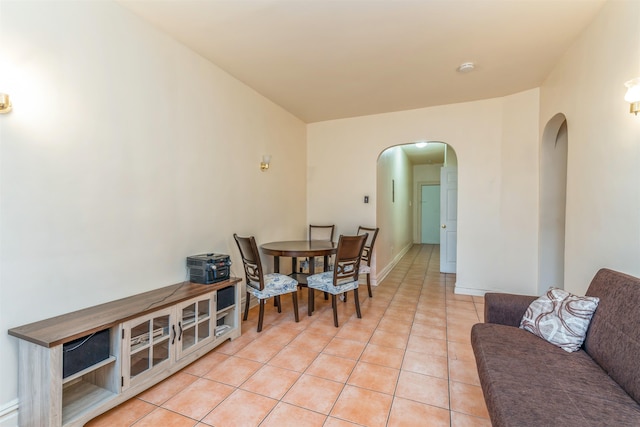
[[8, 278, 241, 348]]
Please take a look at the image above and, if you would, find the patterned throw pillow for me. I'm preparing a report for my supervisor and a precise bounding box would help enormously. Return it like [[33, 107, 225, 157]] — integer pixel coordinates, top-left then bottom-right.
[[520, 288, 600, 353]]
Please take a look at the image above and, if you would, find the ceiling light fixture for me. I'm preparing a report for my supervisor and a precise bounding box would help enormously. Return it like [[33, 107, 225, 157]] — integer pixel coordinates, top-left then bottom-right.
[[415, 142, 428, 148], [457, 62, 475, 73]]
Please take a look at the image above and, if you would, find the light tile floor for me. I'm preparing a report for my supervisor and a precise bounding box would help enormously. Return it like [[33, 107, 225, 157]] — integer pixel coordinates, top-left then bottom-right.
[[87, 244, 490, 427]]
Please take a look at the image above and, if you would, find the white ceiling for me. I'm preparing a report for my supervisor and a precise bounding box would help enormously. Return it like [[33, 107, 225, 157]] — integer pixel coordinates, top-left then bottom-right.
[[117, 0, 605, 164], [117, 0, 605, 125], [401, 142, 446, 165]]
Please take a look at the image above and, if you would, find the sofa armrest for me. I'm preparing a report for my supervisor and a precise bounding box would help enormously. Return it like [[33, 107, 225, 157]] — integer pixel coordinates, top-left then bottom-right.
[[484, 293, 537, 327]]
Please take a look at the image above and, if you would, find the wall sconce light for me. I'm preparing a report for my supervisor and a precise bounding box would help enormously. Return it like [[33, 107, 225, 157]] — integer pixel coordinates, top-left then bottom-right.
[[0, 93, 11, 114], [260, 154, 271, 172], [624, 78, 640, 115]]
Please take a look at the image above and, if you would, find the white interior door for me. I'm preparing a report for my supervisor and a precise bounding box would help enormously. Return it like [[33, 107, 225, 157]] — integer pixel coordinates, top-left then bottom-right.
[[440, 167, 457, 273], [421, 185, 441, 243]]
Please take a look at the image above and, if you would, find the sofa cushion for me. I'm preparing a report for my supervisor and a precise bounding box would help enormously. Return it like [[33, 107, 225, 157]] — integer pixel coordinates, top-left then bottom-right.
[[584, 268, 640, 404], [472, 322, 640, 427], [484, 293, 537, 327], [519, 288, 599, 352]]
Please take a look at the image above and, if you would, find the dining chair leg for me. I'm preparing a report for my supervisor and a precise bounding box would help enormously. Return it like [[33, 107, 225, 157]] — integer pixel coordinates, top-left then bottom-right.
[[354, 289, 362, 319], [366, 274, 372, 297], [243, 291, 251, 321], [331, 294, 339, 327], [308, 288, 315, 316], [257, 299, 265, 332], [275, 295, 282, 313], [292, 292, 300, 322]]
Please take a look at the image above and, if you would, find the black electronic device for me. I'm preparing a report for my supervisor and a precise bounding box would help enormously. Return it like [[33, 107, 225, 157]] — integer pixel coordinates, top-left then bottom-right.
[[187, 253, 231, 284], [217, 285, 235, 310], [63, 329, 110, 378]]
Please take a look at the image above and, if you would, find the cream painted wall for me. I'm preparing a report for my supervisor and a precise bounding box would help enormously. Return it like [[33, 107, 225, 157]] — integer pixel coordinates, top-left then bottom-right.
[[308, 89, 540, 296], [446, 144, 458, 167], [0, 0, 306, 412], [2, 0, 636, 420], [376, 146, 414, 280], [414, 163, 442, 182], [540, 0, 640, 295]]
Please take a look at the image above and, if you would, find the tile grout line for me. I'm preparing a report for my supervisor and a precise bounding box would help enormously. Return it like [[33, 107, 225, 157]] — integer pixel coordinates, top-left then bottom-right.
[[90, 244, 488, 427]]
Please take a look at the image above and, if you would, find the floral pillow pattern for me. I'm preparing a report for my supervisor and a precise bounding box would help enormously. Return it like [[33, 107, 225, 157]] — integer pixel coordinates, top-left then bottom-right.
[[520, 287, 599, 353]]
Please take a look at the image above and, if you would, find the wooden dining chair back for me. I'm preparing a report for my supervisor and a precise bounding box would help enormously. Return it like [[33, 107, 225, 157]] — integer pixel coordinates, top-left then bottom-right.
[[309, 224, 335, 242], [357, 226, 379, 297], [307, 233, 368, 327], [233, 234, 299, 332], [308, 224, 335, 272]]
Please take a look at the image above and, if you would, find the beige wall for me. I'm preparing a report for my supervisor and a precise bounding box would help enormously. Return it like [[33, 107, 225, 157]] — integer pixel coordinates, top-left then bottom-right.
[[376, 146, 414, 280], [308, 89, 541, 296], [0, 1, 306, 413], [540, 0, 640, 294], [2, 0, 639, 421]]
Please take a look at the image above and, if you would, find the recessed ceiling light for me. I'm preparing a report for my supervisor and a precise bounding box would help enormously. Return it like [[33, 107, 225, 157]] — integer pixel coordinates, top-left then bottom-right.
[[415, 142, 428, 148], [457, 62, 475, 73]]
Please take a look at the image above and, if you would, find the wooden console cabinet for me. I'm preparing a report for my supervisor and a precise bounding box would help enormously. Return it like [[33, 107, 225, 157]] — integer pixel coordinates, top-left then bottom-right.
[[8, 278, 242, 427]]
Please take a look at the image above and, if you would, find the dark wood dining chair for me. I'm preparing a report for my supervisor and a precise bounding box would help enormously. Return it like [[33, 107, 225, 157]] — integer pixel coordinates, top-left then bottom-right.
[[307, 233, 367, 327], [309, 224, 335, 272], [357, 226, 379, 297], [233, 234, 299, 332]]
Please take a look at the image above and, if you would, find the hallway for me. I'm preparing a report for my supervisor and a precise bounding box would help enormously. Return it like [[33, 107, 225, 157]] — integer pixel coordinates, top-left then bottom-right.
[[87, 244, 490, 426]]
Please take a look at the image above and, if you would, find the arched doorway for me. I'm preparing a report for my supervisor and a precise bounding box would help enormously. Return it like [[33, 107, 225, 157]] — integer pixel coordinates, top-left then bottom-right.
[[376, 141, 458, 274], [539, 113, 568, 293]]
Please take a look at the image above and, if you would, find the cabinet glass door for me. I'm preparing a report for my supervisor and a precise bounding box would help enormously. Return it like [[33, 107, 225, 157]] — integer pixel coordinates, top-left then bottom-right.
[[125, 310, 172, 387], [181, 302, 197, 350], [177, 294, 213, 360], [129, 321, 151, 378], [198, 298, 211, 341]]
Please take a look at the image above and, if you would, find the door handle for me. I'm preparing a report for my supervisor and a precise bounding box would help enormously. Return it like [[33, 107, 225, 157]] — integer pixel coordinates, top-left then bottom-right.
[[441, 224, 447, 229], [178, 321, 183, 341], [171, 325, 176, 345]]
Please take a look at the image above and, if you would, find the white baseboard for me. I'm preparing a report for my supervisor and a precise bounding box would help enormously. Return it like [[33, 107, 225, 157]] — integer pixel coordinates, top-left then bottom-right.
[[374, 243, 412, 285], [454, 284, 490, 296], [0, 399, 18, 427]]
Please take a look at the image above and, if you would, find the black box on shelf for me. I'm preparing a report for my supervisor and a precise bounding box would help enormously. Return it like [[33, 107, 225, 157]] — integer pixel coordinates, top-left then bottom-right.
[[217, 286, 235, 311], [62, 328, 110, 378]]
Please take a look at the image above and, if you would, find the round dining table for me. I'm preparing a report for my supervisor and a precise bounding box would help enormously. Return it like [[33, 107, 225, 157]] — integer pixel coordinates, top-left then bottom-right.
[[260, 240, 337, 285]]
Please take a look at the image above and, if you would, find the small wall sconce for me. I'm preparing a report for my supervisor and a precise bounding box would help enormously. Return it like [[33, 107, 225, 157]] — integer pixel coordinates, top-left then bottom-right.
[[260, 155, 271, 172], [0, 93, 11, 114], [624, 78, 640, 115]]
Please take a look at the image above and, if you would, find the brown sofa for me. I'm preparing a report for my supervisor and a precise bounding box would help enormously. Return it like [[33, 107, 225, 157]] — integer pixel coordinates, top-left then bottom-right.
[[471, 268, 640, 427]]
